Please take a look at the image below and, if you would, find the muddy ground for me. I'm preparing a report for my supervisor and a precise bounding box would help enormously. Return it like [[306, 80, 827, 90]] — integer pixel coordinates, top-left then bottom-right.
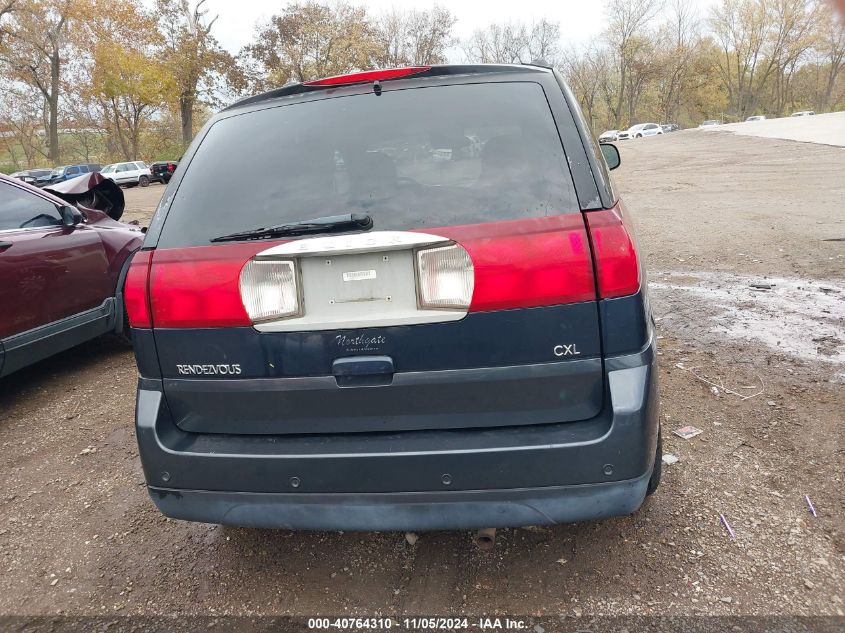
[[0, 130, 842, 618]]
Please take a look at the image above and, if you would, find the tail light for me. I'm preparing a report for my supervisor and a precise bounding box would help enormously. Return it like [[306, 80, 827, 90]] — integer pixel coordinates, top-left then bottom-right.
[[416, 243, 474, 309], [146, 213, 616, 330], [437, 215, 597, 312], [303, 66, 431, 86], [239, 259, 301, 321], [124, 250, 153, 328], [149, 243, 261, 328], [584, 205, 640, 298]]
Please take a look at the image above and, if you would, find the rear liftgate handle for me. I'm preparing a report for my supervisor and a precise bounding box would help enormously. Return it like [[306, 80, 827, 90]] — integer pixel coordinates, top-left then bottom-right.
[[332, 356, 395, 387]]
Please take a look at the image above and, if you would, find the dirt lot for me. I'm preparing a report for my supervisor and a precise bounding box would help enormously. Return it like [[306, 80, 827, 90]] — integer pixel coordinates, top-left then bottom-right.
[[0, 130, 842, 618]]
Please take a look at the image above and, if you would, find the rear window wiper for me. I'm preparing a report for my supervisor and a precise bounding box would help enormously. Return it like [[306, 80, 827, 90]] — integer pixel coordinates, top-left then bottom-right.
[[210, 213, 373, 242]]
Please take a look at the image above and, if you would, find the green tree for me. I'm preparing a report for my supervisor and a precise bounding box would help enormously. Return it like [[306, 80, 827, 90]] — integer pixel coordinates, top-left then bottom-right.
[[92, 44, 175, 160], [79, 2, 176, 160]]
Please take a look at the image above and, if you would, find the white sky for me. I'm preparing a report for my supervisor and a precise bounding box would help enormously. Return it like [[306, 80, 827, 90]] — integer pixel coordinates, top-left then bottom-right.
[[201, 0, 719, 58]]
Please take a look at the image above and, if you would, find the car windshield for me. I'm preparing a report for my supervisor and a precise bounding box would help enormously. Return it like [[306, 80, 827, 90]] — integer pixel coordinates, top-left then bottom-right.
[[629, 124, 645, 131], [50, 167, 65, 176], [158, 82, 580, 248]]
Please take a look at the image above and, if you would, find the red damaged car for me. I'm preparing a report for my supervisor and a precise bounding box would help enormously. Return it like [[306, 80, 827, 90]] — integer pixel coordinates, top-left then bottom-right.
[[0, 172, 143, 377]]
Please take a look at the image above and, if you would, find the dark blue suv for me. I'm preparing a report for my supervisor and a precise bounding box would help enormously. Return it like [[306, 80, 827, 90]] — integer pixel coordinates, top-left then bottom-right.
[[36, 163, 101, 187], [126, 64, 660, 531]]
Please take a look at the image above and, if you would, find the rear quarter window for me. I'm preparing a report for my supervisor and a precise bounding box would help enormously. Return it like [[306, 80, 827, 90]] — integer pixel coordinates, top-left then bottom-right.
[[158, 82, 580, 248]]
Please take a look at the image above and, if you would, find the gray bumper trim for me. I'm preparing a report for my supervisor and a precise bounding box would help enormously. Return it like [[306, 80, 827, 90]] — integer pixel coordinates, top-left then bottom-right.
[[148, 470, 652, 531]]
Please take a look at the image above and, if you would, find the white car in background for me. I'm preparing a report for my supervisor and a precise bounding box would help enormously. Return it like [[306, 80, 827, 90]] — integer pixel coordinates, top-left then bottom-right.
[[791, 110, 815, 117], [746, 115, 766, 122], [699, 119, 722, 128], [617, 123, 663, 140], [100, 161, 152, 187], [598, 129, 619, 143]]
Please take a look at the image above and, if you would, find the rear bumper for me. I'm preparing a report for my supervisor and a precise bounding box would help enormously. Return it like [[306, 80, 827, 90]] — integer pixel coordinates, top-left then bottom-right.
[[135, 342, 658, 530], [148, 472, 651, 531]]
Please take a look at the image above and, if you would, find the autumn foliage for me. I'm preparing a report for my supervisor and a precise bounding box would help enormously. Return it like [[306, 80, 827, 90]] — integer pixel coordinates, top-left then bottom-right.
[[0, 0, 843, 171]]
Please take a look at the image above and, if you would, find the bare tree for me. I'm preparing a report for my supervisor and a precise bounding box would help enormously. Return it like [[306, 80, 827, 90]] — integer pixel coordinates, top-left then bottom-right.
[[764, 0, 819, 115], [375, 6, 456, 67], [655, 0, 701, 122], [526, 19, 562, 63], [463, 22, 528, 63], [0, 0, 75, 162], [240, 2, 379, 89], [0, 82, 48, 168], [817, 1, 845, 110], [157, 0, 234, 144], [605, 0, 664, 127], [710, 0, 773, 118], [625, 35, 661, 121], [463, 19, 562, 65], [561, 45, 609, 130]]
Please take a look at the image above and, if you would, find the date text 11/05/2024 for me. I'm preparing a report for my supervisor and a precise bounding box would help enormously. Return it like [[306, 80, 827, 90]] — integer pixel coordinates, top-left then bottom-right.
[[307, 617, 531, 630]]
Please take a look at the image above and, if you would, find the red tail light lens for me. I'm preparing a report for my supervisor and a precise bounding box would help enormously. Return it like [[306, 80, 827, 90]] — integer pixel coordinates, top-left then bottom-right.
[[145, 214, 612, 330], [124, 250, 153, 328], [303, 66, 431, 86], [584, 205, 641, 299], [149, 243, 268, 328], [433, 215, 597, 312]]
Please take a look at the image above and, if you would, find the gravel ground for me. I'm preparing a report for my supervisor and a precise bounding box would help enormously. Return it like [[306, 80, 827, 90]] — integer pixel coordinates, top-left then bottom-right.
[[0, 130, 842, 618]]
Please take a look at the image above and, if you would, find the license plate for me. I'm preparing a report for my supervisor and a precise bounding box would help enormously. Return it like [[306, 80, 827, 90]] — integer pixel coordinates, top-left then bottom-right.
[[342, 269, 377, 282]]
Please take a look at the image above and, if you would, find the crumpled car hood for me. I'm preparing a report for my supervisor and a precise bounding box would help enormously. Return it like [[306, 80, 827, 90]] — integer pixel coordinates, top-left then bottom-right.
[[44, 172, 125, 221]]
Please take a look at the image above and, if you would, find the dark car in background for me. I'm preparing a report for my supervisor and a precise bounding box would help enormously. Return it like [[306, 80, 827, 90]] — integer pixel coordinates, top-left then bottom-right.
[[0, 173, 143, 377], [149, 161, 179, 184], [660, 123, 680, 133], [35, 163, 102, 187], [10, 169, 52, 185], [127, 64, 659, 532]]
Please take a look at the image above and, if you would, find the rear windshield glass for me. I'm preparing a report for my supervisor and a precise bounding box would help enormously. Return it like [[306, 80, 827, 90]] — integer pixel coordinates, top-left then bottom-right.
[[158, 82, 579, 247]]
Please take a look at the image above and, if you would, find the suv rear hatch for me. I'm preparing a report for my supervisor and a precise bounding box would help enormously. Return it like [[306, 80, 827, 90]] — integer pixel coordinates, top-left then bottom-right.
[[131, 76, 622, 435]]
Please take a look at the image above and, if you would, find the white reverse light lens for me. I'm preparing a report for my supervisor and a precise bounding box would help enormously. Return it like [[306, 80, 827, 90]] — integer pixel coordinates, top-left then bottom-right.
[[240, 259, 301, 322], [416, 243, 474, 310]]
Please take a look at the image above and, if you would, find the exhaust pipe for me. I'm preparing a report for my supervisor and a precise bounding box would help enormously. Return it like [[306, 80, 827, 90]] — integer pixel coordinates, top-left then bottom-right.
[[474, 527, 496, 551]]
